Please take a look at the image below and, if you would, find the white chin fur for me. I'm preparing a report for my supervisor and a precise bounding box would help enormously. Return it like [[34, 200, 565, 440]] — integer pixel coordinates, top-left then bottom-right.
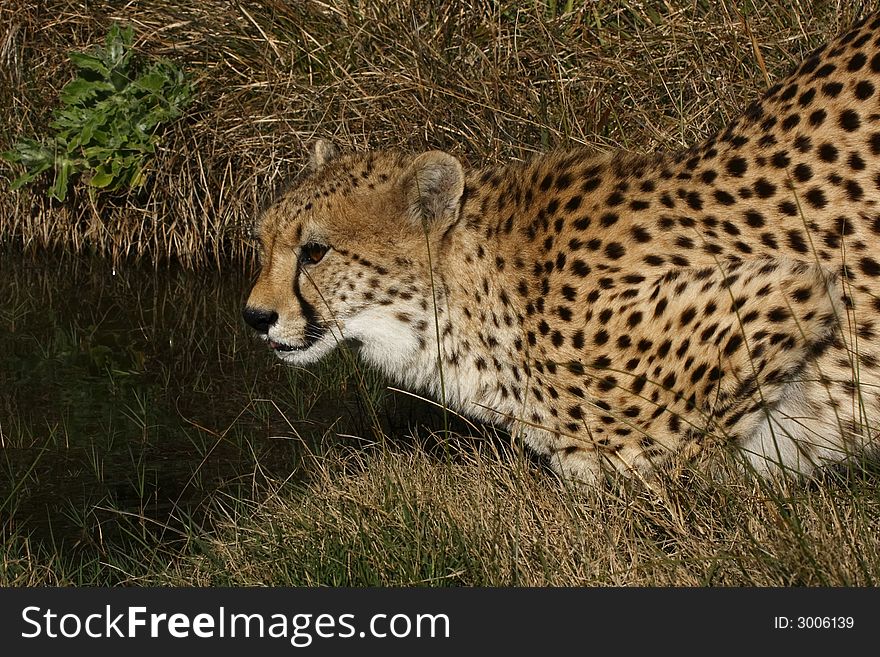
[[345, 313, 420, 372], [268, 311, 421, 371]]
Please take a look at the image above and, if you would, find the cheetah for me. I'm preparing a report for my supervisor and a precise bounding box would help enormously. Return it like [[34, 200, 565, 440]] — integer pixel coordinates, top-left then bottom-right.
[[244, 11, 880, 483]]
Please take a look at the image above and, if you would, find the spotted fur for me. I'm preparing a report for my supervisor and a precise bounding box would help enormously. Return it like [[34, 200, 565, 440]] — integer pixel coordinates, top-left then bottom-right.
[[245, 12, 880, 482]]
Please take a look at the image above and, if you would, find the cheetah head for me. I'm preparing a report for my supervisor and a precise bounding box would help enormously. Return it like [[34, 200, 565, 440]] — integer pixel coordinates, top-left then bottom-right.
[[243, 141, 465, 371]]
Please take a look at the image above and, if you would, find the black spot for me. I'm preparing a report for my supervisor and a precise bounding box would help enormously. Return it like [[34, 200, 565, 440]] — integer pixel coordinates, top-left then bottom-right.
[[814, 63, 835, 78], [654, 298, 668, 317], [722, 221, 740, 236], [818, 143, 838, 162], [840, 109, 861, 132], [846, 180, 864, 201], [860, 257, 880, 277], [726, 157, 748, 177], [675, 235, 694, 249], [701, 170, 717, 184], [805, 187, 827, 209], [571, 259, 591, 277], [778, 200, 798, 216], [627, 311, 643, 328], [582, 177, 600, 192], [604, 242, 626, 260], [600, 212, 619, 227], [798, 87, 816, 106], [605, 192, 625, 207], [597, 375, 617, 392], [794, 134, 812, 153], [781, 114, 800, 131], [848, 52, 867, 71], [744, 210, 765, 228], [539, 174, 553, 191], [680, 306, 697, 326], [808, 109, 826, 126], [723, 334, 743, 356], [594, 329, 609, 346], [787, 230, 809, 254], [791, 287, 813, 303], [574, 216, 591, 230], [821, 82, 843, 98], [555, 173, 573, 191], [856, 80, 875, 100], [869, 133, 880, 155], [686, 191, 703, 210], [771, 151, 790, 168], [751, 178, 774, 199], [714, 190, 736, 205], [631, 226, 652, 242], [799, 55, 820, 75], [767, 307, 789, 323], [793, 163, 813, 182]]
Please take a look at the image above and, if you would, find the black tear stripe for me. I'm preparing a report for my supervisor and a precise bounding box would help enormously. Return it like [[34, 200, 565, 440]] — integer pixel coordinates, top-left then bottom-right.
[[295, 266, 327, 348]]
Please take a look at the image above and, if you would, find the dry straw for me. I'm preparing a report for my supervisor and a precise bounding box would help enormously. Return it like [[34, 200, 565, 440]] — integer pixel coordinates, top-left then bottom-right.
[[0, 1, 858, 268]]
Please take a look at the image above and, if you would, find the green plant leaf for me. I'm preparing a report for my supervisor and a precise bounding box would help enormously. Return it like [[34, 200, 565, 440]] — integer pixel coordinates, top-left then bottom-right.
[[68, 52, 110, 78], [8, 163, 53, 190], [48, 159, 72, 201], [133, 72, 167, 93], [5, 22, 191, 200], [59, 77, 114, 106], [2, 138, 53, 167], [88, 170, 115, 188]]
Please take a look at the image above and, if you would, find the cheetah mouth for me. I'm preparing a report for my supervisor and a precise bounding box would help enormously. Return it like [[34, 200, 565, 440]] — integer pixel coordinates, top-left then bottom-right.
[[267, 328, 325, 353], [268, 339, 306, 352]]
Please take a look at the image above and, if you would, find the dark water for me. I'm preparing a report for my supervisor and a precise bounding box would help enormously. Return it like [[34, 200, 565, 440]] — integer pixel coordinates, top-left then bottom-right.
[[0, 250, 444, 548]]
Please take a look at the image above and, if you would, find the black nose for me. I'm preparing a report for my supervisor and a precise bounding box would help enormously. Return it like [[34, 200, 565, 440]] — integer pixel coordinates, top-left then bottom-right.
[[242, 306, 278, 334]]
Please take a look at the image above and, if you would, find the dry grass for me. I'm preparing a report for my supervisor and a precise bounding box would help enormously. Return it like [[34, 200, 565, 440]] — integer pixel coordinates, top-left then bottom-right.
[[0, 0, 864, 266], [7, 434, 879, 586]]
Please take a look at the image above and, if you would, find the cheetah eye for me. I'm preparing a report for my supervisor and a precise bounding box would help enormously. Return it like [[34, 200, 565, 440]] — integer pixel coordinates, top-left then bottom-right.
[[300, 242, 329, 265]]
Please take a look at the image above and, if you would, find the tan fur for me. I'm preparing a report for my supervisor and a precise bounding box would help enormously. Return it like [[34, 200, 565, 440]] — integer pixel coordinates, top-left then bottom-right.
[[245, 12, 880, 482]]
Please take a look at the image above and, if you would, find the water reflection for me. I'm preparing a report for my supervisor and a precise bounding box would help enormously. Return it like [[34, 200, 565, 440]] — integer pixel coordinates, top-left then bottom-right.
[[0, 250, 434, 547]]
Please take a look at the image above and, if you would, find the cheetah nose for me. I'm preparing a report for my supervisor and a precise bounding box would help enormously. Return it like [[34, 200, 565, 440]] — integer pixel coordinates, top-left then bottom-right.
[[242, 306, 278, 334]]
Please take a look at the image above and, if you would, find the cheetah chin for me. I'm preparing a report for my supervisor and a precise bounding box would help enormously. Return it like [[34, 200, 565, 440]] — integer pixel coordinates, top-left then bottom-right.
[[244, 11, 880, 484]]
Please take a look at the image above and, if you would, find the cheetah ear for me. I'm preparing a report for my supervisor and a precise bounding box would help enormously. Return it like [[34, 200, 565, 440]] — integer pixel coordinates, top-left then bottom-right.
[[309, 139, 338, 171], [403, 151, 465, 230]]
